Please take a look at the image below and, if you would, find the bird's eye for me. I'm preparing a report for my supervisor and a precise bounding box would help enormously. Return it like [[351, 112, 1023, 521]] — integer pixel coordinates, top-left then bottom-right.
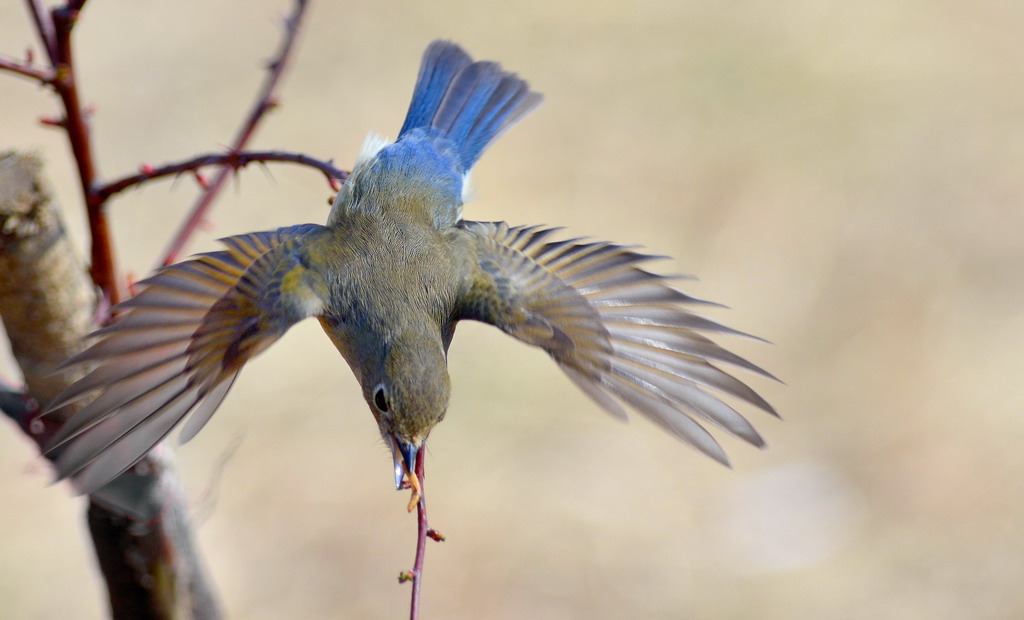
[[374, 385, 389, 412]]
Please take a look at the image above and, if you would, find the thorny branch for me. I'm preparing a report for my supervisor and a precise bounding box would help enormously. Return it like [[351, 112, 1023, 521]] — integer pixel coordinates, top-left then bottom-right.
[[30, 1, 120, 304], [96, 150, 348, 201], [2, 0, 313, 302], [159, 0, 309, 266]]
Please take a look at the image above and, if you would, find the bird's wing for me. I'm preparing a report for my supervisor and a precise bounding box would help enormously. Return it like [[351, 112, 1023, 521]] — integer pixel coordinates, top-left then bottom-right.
[[44, 223, 329, 493], [455, 221, 778, 464]]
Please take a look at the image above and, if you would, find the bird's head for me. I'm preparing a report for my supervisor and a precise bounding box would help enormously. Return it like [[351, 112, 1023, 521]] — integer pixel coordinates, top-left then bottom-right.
[[363, 329, 450, 491]]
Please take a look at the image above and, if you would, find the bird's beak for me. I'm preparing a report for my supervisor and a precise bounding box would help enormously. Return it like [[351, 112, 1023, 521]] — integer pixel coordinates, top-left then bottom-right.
[[390, 435, 419, 491], [390, 435, 423, 512]]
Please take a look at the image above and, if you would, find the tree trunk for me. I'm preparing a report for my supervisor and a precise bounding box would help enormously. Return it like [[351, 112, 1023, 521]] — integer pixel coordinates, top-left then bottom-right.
[[0, 152, 221, 619]]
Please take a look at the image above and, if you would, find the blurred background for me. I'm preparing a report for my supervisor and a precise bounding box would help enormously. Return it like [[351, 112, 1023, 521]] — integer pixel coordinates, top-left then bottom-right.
[[2, 1, 1023, 618]]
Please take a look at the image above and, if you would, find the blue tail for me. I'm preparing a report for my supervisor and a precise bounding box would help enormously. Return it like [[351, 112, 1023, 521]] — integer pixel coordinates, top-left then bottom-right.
[[399, 41, 543, 169]]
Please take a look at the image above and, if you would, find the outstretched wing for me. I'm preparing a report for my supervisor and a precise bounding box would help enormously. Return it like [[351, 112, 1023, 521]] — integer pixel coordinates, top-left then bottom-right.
[[44, 224, 328, 493], [456, 221, 778, 465]]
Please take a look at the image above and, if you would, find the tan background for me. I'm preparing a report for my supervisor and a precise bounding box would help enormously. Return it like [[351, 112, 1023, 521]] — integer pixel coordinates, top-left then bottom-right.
[[2, 1, 1023, 618]]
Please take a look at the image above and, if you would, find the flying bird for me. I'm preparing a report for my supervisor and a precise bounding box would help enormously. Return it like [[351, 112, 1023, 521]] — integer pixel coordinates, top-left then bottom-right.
[[43, 41, 777, 506]]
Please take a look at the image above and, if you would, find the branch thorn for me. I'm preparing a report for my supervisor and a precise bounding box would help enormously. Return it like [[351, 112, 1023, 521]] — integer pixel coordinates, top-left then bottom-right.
[[192, 170, 210, 190], [39, 115, 65, 127]]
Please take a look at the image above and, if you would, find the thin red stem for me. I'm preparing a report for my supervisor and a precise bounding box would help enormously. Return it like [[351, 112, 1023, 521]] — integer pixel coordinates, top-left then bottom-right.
[[159, 0, 308, 267], [95, 150, 347, 201], [410, 449, 427, 620]]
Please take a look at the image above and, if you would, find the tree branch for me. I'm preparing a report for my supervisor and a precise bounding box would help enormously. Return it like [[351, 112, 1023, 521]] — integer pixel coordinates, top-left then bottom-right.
[[159, 0, 310, 266], [4, 2, 330, 617], [0, 54, 55, 84], [42, 1, 121, 305], [24, 0, 56, 64], [95, 149, 348, 201], [404, 449, 444, 620], [410, 451, 427, 619]]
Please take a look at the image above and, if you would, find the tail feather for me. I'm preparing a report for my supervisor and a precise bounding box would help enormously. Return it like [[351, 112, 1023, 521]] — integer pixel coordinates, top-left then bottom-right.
[[399, 40, 542, 169], [432, 62, 504, 142], [399, 42, 472, 136]]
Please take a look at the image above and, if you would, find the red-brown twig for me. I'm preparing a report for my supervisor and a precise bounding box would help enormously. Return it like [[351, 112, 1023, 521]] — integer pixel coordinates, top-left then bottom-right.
[[24, 0, 57, 64], [49, 3, 120, 305], [6, 1, 314, 299], [409, 449, 428, 620], [8, 1, 122, 306], [0, 54, 54, 83], [95, 150, 348, 201], [13, 1, 122, 306], [159, 0, 308, 267]]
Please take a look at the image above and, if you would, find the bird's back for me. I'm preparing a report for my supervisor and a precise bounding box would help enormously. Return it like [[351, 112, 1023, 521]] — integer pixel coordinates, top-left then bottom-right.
[[308, 214, 465, 339], [328, 41, 542, 230]]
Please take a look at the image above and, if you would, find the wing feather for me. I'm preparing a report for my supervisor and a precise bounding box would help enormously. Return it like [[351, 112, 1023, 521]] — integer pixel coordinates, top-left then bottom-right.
[[457, 220, 777, 464], [44, 224, 327, 493]]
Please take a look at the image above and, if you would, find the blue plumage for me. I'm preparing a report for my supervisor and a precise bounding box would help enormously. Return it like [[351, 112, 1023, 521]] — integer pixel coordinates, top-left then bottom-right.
[[331, 41, 544, 229], [399, 42, 472, 137], [397, 41, 543, 170]]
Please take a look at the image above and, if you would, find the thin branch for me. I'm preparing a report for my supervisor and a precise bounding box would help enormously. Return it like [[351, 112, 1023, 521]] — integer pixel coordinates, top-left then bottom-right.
[[8, 1, 313, 297], [0, 54, 55, 83], [159, 0, 309, 267], [24, 0, 56, 64], [44, 2, 121, 306], [409, 449, 428, 620], [95, 150, 348, 201]]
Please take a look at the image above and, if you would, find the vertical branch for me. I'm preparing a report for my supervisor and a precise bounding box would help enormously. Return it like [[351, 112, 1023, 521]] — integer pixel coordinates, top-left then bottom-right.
[[409, 449, 428, 620], [159, 0, 309, 266], [47, 2, 120, 304]]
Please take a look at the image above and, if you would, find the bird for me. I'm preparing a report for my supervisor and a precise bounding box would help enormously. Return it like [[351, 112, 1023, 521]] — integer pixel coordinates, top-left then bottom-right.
[[42, 40, 777, 507]]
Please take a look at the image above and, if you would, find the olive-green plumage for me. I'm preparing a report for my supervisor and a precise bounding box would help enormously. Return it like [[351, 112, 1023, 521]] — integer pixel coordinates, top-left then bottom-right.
[[43, 41, 776, 496]]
